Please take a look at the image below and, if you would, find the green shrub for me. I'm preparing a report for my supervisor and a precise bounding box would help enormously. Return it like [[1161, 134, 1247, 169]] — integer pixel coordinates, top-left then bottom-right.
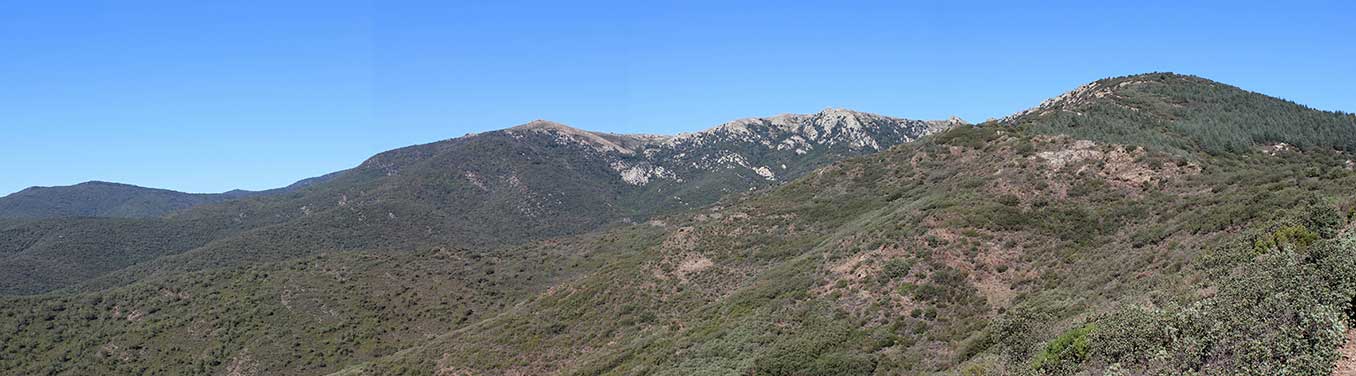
[[1032, 323, 1096, 373], [804, 352, 876, 376], [897, 283, 917, 296], [935, 126, 999, 149], [879, 258, 913, 283], [1086, 233, 1356, 375], [1299, 200, 1345, 238], [1253, 225, 1318, 253]]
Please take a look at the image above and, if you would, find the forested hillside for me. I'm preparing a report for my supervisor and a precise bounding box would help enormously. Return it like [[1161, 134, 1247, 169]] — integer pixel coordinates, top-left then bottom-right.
[[1004, 72, 1356, 154]]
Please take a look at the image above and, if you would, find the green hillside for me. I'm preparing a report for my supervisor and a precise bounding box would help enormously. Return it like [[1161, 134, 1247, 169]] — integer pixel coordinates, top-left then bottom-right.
[[1003, 72, 1356, 155]]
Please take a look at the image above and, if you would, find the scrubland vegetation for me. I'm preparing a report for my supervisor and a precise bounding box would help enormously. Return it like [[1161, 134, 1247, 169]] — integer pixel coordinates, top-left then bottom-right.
[[3, 73, 1356, 375]]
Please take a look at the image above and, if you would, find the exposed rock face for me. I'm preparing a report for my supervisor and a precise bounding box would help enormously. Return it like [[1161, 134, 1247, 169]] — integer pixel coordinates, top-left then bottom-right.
[[665, 108, 958, 156], [500, 108, 962, 187], [507, 120, 639, 155]]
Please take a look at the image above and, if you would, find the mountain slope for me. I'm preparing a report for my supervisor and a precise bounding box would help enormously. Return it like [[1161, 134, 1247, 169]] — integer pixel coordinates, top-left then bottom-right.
[[107, 110, 955, 284], [0, 109, 956, 295], [10, 119, 1349, 376], [334, 74, 1356, 375], [3, 73, 1355, 375], [348, 125, 1354, 375], [0, 174, 343, 295]]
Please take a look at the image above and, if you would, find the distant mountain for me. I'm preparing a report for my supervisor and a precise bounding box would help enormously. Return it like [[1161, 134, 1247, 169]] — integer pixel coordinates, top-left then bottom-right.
[[0, 109, 957, 295], [223, 170, 346, 197], [127, 109, 958, 276], [0, 181, 241, 219], [0, 172, 341, 220], [507, 109, 960, 214]]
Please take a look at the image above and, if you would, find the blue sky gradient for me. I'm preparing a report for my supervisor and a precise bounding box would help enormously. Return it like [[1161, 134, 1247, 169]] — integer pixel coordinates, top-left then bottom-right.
[[3, 0, 1353, 195]]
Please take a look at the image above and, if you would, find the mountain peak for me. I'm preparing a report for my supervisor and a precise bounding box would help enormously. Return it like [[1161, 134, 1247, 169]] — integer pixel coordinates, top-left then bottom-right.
[[703, 108, 888, 132], [507, 119, 638, 155], [1001, 72, 1356, 154], [1000, 72, 1214, 123], [510, 119, 576, 131], [662, 109, 953, 154], [76, 180, 134, 187], [816, 107, 861, 116], [926, 115, 968, 128]]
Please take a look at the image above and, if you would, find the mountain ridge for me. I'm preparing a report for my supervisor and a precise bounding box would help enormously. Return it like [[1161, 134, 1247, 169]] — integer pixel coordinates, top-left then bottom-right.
[[0, 108, 953, 295], [0, 178, 321, 220], [997, 72, 1356, 155], [499, 108, 965, 156]]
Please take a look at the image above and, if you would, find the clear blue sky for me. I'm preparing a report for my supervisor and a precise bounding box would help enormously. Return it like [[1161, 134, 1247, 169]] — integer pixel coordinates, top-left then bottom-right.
[[3, 1, 1353, 195]]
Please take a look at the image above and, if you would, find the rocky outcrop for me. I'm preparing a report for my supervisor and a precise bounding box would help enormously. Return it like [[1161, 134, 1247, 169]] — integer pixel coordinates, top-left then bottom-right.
[[500, 108, 963, 186]]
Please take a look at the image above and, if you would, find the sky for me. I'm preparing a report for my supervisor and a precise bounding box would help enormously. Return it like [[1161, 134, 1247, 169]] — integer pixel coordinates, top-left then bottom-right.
[[2, 0, 1353, 195]]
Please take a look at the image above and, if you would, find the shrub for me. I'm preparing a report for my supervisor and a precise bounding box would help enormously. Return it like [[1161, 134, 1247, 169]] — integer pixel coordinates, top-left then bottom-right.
[[804, 352, 876, 376], [934, 125, 998, 149], [897, 283, 918, 296], [1032, 323, 1096, 372], [1086, 233, 1356, 375], [879, 258, 913, 283], [1298, 200, 1345, 239], [1253, 225, 1318, 253], [990, 307, 1054, 360]]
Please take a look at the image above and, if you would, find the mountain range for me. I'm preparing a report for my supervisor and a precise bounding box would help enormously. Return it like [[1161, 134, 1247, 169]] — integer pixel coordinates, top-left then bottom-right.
[[0, 108, 959, 295], [2, 72, 1356, 376], [0, 173, 339, 220]]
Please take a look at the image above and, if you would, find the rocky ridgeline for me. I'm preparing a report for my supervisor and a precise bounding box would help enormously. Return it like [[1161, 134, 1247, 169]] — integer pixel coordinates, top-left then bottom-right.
[[506, 108, 964, 186]]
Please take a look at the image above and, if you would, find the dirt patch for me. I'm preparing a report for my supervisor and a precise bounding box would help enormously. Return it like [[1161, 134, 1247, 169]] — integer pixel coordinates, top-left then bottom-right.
[[222, 349, 259, 376], [660, 227, 698, 251], [927, 227, 1022, 309], [1262, 142, 1296, 156], [674, 253, 713, 279], [1334, 329, 1356, 375], [1034, 136, 1199, 192], [462, 171, 488, 191]]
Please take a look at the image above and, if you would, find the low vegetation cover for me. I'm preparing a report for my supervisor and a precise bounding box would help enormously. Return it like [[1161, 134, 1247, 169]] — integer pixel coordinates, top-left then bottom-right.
[[1, 110, 939, 297], [2, 73, 1355, 375], [343, 120, 1355, 375]]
